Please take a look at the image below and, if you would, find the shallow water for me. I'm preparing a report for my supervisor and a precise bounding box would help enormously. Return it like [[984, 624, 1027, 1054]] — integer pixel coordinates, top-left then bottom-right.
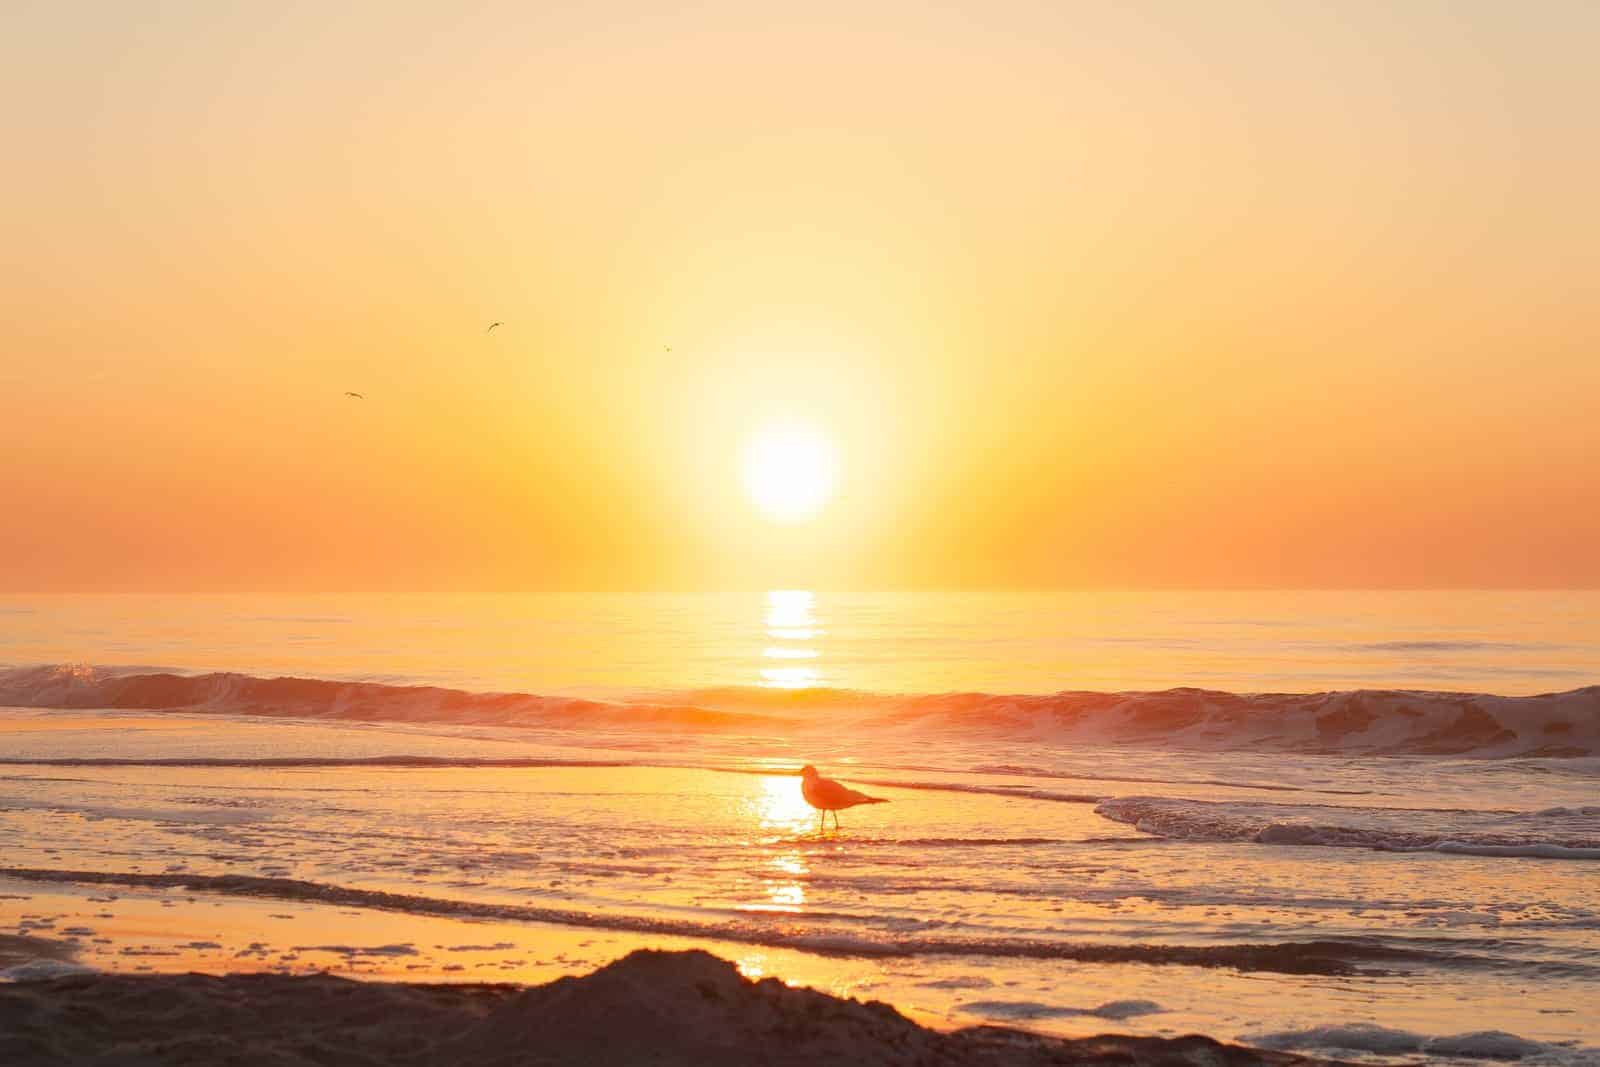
[[1, 591, 1596, 1063], [2, 709, 1596, 1065]]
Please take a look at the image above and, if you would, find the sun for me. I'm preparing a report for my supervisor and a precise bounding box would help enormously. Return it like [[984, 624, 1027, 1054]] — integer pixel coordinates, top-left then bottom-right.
[[743, 422, 837, 522]]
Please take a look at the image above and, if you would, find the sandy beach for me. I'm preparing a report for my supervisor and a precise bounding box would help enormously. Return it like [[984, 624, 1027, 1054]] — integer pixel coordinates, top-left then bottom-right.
[[1, 942, 1344, 1066]]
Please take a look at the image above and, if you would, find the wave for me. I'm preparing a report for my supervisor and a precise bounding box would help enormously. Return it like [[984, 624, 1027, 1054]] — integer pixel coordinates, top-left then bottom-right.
[[1243, 1022, 1592, 1063], [0, 665, 768, 731], [1095, 796, 1600, 860], [844, 779, 1101, 804], [960, 997, 1165, 1021], [1350, 640, 1560, 653], [0, 866, 1469, 976], [3, 664, 1597, 758], [969, 762, 1375, 796], [877, 685, 1600, 758]]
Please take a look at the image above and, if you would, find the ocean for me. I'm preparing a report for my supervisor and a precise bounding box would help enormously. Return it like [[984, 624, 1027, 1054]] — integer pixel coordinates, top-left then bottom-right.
[[2, 591, 1597, 1064], [3, 589, 1598, 696]]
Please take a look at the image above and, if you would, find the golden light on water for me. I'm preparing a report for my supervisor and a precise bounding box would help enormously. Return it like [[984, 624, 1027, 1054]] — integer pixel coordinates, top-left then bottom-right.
[[760, 590, 822, 688], [762, 853, 808, 911], [741, 776, 814, 915], [755, 773, 817, 831], [760, 667, 819, 688]]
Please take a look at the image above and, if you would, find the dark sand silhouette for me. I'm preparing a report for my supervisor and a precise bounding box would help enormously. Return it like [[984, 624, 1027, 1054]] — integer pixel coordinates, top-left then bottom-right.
[[0, 949, 1336, 1066]]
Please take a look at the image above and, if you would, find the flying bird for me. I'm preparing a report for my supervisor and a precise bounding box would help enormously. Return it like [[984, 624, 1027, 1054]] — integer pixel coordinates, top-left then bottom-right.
[[799, 765, 887, 831], [487, 321, 503, 333], [344, 391, 364, 399]]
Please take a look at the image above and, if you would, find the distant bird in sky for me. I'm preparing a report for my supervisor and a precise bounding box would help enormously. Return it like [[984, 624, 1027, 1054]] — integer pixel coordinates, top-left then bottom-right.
[[344, 391, 364, 399], [800, 765, 887, 831], [487, 321, 503, 333]]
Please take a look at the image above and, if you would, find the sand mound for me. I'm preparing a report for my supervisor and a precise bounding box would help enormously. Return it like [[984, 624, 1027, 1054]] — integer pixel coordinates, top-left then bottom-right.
[[447, 949, 1319, 1065], [0, 949, 1335, 1066]]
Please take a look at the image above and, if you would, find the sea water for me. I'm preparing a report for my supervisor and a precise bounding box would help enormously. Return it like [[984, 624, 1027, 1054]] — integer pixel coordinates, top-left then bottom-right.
[[1, 591, 1597, 1064]]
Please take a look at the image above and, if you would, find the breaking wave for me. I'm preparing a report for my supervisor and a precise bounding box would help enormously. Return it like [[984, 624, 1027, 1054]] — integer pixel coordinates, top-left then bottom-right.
[[2, 664, 1596, 758], [1096, 796, 1600, 860], [1244, 1022, 1593, 1063]]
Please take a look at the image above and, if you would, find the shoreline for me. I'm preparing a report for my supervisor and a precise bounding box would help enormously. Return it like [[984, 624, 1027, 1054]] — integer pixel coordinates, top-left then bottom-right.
[[3, 708, 1596, 1062]]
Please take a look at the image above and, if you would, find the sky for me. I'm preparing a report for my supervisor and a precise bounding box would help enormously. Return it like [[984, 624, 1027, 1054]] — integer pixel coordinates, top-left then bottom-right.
[[2, 0, 1597, 592]]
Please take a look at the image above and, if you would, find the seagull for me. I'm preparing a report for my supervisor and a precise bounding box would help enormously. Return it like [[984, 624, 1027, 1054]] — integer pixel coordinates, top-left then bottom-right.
[[487, 321, 503, 333], [800, 765, 887, 831], [344, 391, 364, 399]]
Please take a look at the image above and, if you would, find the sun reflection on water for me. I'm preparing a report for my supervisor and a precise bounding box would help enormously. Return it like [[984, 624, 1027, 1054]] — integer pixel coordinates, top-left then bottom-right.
[[755, 774, 816, 831], [762, 856, 807, 911], [760, 590, 823, 688], [739, 775, 815, 914], [762, 647, 818, 659]]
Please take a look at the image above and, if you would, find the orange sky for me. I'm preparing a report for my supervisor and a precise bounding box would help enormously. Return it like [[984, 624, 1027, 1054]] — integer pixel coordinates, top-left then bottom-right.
[[3, 2, 1597, 591]]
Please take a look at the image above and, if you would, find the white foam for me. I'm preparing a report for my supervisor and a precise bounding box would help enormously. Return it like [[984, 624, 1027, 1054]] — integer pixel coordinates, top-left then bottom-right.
[[1246, 1022, 1588, 1062], [1095, 796, 1600, 861], [1432, 841, 1600, 861], [1247, 1022, 1426, 1055], [1085, 999, 1164, 1020], [1, 958, 95, 981], [962, 997, 1164, 1021]]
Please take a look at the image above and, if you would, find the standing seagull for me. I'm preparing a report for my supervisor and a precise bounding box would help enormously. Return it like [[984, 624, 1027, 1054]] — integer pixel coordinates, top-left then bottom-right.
[[800, 765, 887, 831], [486, 321, 503, 333]]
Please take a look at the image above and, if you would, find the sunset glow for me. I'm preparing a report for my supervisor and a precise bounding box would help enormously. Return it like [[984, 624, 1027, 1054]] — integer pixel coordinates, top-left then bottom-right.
[[3, 3, 1596, 592], [743, 423, 837, 523], [2, 5, 1598, 1059]]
